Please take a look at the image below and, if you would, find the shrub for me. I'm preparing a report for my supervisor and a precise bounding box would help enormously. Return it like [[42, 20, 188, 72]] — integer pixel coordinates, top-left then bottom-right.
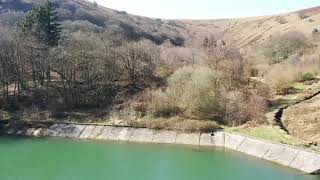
[[62, 20, 104, 33], [93, 1, 98, 7], [218, 89, 267, 126], [168, 66, 219, 120], [296, 72, 316, 82], [298, 12, 310, 19], [222, 91, 247, 126], [274, 79, 295, 95], [74, 8, 106, 26], [264, 31, 308, 63], [246, 94, 268, 124], [312, 28, 320, 39], [182, 120, 219, 132], [116, 11, 127, 15], [249, 78, 274, 98], [275, 16, 287, 24], [148, 89, 181, 117], [148, 66, 219, 120], [265, 53, 320, 94], [50, 110, 68, 119], [148, 64, 268, 126], [55, 8, 72, 21], [0, 11, 24, 26], [265, 64, 295, 95], [221, 91, 267, 126], [160, 46, 201, 71], [179, 68, 218, 119]]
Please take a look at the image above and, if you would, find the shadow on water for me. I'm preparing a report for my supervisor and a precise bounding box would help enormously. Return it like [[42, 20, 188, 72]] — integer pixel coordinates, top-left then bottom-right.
[[311, 169, 320, 176], [0, 134, 52, 145], [298, 174, 320, 180]]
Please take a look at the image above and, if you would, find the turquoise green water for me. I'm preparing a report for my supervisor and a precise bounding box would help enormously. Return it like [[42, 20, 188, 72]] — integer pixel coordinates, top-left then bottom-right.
[[0, 137, 319, 180]]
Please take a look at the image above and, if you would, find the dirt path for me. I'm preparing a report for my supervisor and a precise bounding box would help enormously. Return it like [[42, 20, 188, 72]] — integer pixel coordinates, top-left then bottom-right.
[[272, 91, 320, 134]]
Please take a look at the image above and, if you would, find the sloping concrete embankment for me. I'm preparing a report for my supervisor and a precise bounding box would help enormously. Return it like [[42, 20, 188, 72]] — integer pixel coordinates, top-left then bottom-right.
[[1, 123, 320, 175]]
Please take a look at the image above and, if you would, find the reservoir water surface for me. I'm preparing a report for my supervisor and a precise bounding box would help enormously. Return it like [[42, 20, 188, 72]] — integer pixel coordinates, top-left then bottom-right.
[[0, 136, 319, 180]]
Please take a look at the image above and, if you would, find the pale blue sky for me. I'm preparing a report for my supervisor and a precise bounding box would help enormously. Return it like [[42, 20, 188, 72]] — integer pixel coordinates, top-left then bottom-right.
[[91, 0, 320, 19]]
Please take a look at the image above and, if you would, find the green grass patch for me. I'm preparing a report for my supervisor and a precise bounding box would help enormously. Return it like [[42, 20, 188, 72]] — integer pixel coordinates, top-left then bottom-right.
[[269, 80, 320, 111], [225, 125, 304, 146], [292, 81, 320, 93]]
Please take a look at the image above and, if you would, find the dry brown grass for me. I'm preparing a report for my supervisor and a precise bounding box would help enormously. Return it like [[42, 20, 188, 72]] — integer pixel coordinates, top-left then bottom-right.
[[265, 52, 320, 95], [129, 117, 220, 133], [283, 95, 320, 146], [181, 7, 320, 51]]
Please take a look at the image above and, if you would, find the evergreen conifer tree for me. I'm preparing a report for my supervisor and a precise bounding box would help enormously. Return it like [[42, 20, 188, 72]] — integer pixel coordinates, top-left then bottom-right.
[[18, 0, 62, 46]]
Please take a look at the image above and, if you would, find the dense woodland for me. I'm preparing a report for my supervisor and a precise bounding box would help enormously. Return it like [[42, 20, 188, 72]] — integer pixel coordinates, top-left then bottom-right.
[[1, 0, 320, 133]]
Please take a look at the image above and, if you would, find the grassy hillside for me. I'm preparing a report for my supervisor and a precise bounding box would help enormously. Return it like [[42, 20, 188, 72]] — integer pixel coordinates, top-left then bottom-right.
[[283, 93, 320, 146], [181, 7, 320, 49]]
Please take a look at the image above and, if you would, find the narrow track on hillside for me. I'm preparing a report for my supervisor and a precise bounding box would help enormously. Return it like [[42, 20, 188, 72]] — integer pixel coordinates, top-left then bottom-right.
[[273, 91, 320, 134]]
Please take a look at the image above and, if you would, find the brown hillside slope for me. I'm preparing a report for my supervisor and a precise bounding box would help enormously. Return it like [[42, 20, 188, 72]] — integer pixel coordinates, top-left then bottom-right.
[[179, 7, 320, 49], [283, 94, 320, 146], [0, 0, 186, 45]]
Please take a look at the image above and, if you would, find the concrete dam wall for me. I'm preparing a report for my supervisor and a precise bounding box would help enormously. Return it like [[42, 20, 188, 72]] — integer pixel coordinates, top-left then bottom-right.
[[2, 123, 320, 175]]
